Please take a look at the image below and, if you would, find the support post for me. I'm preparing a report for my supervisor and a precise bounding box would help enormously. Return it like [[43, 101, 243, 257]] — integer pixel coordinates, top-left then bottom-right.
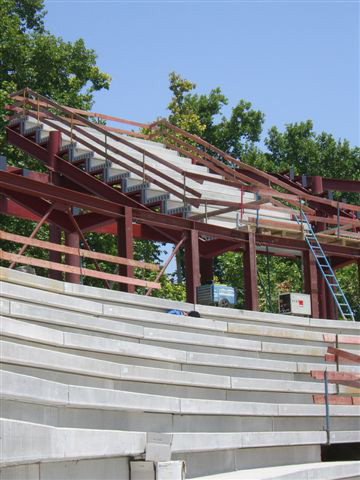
[[48, 130, 61, 179], [65, 231, 81, 284], [200, 257, 213, 285], [243, 232, 259, 311], [117, 207, 135, 293], [303, 250, 320, 318], [318, 268, 327, 319], [49, 224, 62, 281], [48, 130, 63, 281], [185, 229, 200, 304]]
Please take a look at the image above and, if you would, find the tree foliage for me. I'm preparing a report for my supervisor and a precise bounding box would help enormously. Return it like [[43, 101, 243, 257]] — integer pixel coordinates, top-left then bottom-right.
[[168, 72, 264, 159]]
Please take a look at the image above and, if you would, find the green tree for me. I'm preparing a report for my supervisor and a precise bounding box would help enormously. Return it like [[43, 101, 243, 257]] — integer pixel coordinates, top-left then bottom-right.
[[167, 72, 264, 160], [0, 0, 111, 164]]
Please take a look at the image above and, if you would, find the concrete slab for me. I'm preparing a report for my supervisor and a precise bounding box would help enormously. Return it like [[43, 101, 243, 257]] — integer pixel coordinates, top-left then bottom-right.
[[1, 281, 102, 315], [194, 461, 360, 480], [0, 418, 145, 467], [171, 431, 326, 453], [144, 327, 261, 352], [9, 301, 143, 339], [228, 322, 325, 343]]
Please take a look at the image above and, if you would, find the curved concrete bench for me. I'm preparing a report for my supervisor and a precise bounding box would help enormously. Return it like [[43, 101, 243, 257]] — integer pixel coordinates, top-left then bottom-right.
[[1, 417, 329, 467], [4, 291, 358, 364], [0, 418, 145, 467], [2, 370, 358, 418], [195, 461, 360, 480], [0, 340, 337, 397], [2, 267, 359, 334], [4, 306, 359, 377]]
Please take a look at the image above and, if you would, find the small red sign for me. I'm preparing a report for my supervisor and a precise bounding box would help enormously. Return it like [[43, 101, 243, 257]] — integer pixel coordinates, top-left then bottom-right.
[[299, 300, 304, 307]]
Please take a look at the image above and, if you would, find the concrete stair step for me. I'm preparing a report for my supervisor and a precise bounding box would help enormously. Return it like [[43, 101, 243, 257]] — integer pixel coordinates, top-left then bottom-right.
[[195, 461, 360, 480], [0, 340, 337, 400]]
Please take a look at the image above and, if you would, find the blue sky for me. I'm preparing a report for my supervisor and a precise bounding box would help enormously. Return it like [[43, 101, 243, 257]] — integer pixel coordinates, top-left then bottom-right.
[[43, 0, 359, 147]]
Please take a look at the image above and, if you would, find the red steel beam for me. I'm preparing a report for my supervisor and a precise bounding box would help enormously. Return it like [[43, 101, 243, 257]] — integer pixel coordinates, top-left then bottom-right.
[[1, 172, 359, 257], [0, 250, 160, 290], [313, 395, 354, 405], [327, 347, 360, 365], [6, 127, 148, 210], [311, 370, 360, 389], [1, 188, 74, 231]]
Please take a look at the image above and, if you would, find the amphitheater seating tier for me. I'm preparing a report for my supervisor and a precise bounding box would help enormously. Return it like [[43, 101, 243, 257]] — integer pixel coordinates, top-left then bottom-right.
[[0, 267, 359, 479]]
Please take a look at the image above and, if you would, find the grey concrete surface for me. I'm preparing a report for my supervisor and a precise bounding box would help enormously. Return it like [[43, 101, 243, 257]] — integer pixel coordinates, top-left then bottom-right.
[[193, 461, 360, 480], [1, 267, 359, 480]]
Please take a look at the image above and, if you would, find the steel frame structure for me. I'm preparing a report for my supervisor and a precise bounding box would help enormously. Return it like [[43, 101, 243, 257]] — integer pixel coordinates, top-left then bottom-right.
[[1, 88, 359, 319]]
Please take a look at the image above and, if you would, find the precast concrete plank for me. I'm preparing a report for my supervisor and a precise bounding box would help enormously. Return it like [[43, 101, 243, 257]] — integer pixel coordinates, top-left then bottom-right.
[[0, 370, 69, 406], [0, 418, 146, 467], [228, 322, 325, 343], [1, 341, 331, 394], [194, 461, 360, 480], [63, 331, 187, 364], [0, 341, 230, 390], [170, 431, 326, 453], [103, 303, 228, 333], [144, 327, 261, 352], [0, 298, 10, 316], [6, 301, 359, 366], [179, 398, 278, 416], [262, 342, 326, 357], [1, 281, 102, 315], [2, 370, 358, 418], [3, 316, 350, 381], [68, 384, 181, 413], [230, 376, 333, 394], [119, 364, 231, 389], [329, 430, 360, 443], [9, 301, 143, 339], [186, 351, 295, 373], [0, 267, 65, 294], [1, 341, 124, 380], [1, 316, 64, 346]]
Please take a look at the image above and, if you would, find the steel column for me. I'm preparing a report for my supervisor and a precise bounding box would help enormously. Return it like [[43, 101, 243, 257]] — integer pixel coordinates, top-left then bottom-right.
[[48, 130, 63, 281], [117, 206, 135, 293], [185, 229, 200, 304], [65, 231, 81, 284], [200, 257, 214, 284], [48, 130, 61, 174], [302, 250, 320, 318], [243, 232, 259, 311], [318, 268, 327, 319], [49, 225, 62, 280]]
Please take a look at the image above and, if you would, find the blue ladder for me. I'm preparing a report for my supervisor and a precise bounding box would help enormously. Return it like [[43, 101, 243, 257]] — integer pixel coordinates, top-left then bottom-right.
[[296, 210, 355, 321]]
